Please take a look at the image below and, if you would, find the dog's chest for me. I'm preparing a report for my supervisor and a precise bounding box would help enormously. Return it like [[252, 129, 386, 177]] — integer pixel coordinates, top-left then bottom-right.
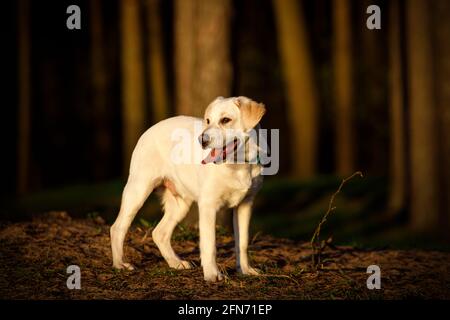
[[225, 186, 250, 208], [222, 167, 260, 207]]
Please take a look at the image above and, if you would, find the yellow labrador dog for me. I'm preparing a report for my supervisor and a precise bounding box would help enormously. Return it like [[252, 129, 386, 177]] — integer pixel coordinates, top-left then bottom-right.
[[110, 96, 266, 282]]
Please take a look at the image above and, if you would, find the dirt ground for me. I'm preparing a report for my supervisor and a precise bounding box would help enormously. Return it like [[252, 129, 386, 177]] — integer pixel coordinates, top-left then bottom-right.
[[0, 211, 449, 299]]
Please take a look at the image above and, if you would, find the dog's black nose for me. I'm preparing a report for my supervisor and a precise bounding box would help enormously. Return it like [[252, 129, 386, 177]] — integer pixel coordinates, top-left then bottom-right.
[[199, 133, 211, 148]]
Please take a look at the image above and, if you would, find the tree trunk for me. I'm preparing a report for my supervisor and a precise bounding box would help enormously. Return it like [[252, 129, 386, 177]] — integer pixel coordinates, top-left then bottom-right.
[[433, 0, 450, 230], [388, 0, 406, 214], [273, 0, 319, 178], [193, 0, 232, 115], [174, 0, 195, 116], [333, 0, 354, 175], [407, 0, 440, 232], [120, 0, 147, 174], [174, 0, 232, 228], [174, 0, 232, 117], [17, 0, 31, 195], [90, 0, 111, 180], [146, 0, 169, 122], [359, 0, 388, 175]]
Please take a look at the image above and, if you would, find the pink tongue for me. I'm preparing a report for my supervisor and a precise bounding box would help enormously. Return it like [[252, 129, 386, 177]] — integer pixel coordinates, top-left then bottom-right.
[[201, 140, 237, 165], [201, 148, 223, 164]]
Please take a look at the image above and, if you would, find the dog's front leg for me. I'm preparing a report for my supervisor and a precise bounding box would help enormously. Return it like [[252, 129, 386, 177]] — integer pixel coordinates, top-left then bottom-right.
[[198, 201, 224, 282], [233, 201, 260, 275]]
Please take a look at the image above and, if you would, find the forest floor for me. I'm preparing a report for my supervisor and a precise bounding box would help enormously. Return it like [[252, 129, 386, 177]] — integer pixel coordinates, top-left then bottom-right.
[[1, 211, 449, 300]]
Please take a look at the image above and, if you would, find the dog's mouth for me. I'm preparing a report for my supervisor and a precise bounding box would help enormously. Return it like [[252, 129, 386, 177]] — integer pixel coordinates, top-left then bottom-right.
[[201, 138, 238, 164]]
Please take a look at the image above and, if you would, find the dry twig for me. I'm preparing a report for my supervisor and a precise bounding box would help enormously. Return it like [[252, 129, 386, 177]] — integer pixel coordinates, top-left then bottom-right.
[[310, 171, 364, 270]]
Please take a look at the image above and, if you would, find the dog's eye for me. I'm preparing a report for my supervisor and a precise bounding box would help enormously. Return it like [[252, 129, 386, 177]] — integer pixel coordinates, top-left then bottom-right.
[[206, 118, 210, 125], [220, 117, 231, 125]]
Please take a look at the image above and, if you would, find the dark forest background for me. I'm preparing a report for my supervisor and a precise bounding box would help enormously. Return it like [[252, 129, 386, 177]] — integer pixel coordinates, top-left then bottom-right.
[[2, 0, 450, 248]]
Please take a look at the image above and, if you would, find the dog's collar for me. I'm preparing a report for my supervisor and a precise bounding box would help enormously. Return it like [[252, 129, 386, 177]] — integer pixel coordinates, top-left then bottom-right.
[[245, 136, 264, 165], [235, 135, 261, 165], [256, 154, 262, 165]]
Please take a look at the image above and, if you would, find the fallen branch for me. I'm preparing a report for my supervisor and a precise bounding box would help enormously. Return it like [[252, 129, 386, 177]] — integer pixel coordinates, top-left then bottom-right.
[[310, 171, 364, 270]]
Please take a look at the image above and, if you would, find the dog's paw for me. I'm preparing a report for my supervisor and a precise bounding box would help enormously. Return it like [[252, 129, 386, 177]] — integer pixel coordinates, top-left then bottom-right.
[[203, 268, 227, 282], [169, 259, 193, 270], [238, 266, 261, 276], [113, 262, 135, 271]]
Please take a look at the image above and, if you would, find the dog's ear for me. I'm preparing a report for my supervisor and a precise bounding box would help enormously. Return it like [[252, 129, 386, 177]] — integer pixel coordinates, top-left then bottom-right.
[[235, 97, 266, 131]]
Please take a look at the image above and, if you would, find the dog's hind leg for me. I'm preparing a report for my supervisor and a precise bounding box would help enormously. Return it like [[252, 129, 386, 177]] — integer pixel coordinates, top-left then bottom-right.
[[233, 200, 260, 275], [152, 189, 193, 269], [111, 175, 158, 270]]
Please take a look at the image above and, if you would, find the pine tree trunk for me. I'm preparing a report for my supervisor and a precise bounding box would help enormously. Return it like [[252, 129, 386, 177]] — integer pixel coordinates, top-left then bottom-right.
[[333, 0, 354, 175], [174, 0, 232, 228], [17, 0, 31, 194], [174, 0, 232, 117], [90, 0, 111, 180], [174, 0, 196, 116], [360, 0, 387, 174], [146, 0, 169, 122], [120, 0, 147, 174], [193, 0, 232, 115], [407, 0, 440, 232], [388, 0, 406, 214], [433, 0, 450, 230], [273, 0, 319, 178]]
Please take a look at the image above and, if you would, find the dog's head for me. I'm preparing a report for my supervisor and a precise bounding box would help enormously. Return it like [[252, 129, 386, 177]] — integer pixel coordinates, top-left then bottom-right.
[[199, 96, 266, 164]]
